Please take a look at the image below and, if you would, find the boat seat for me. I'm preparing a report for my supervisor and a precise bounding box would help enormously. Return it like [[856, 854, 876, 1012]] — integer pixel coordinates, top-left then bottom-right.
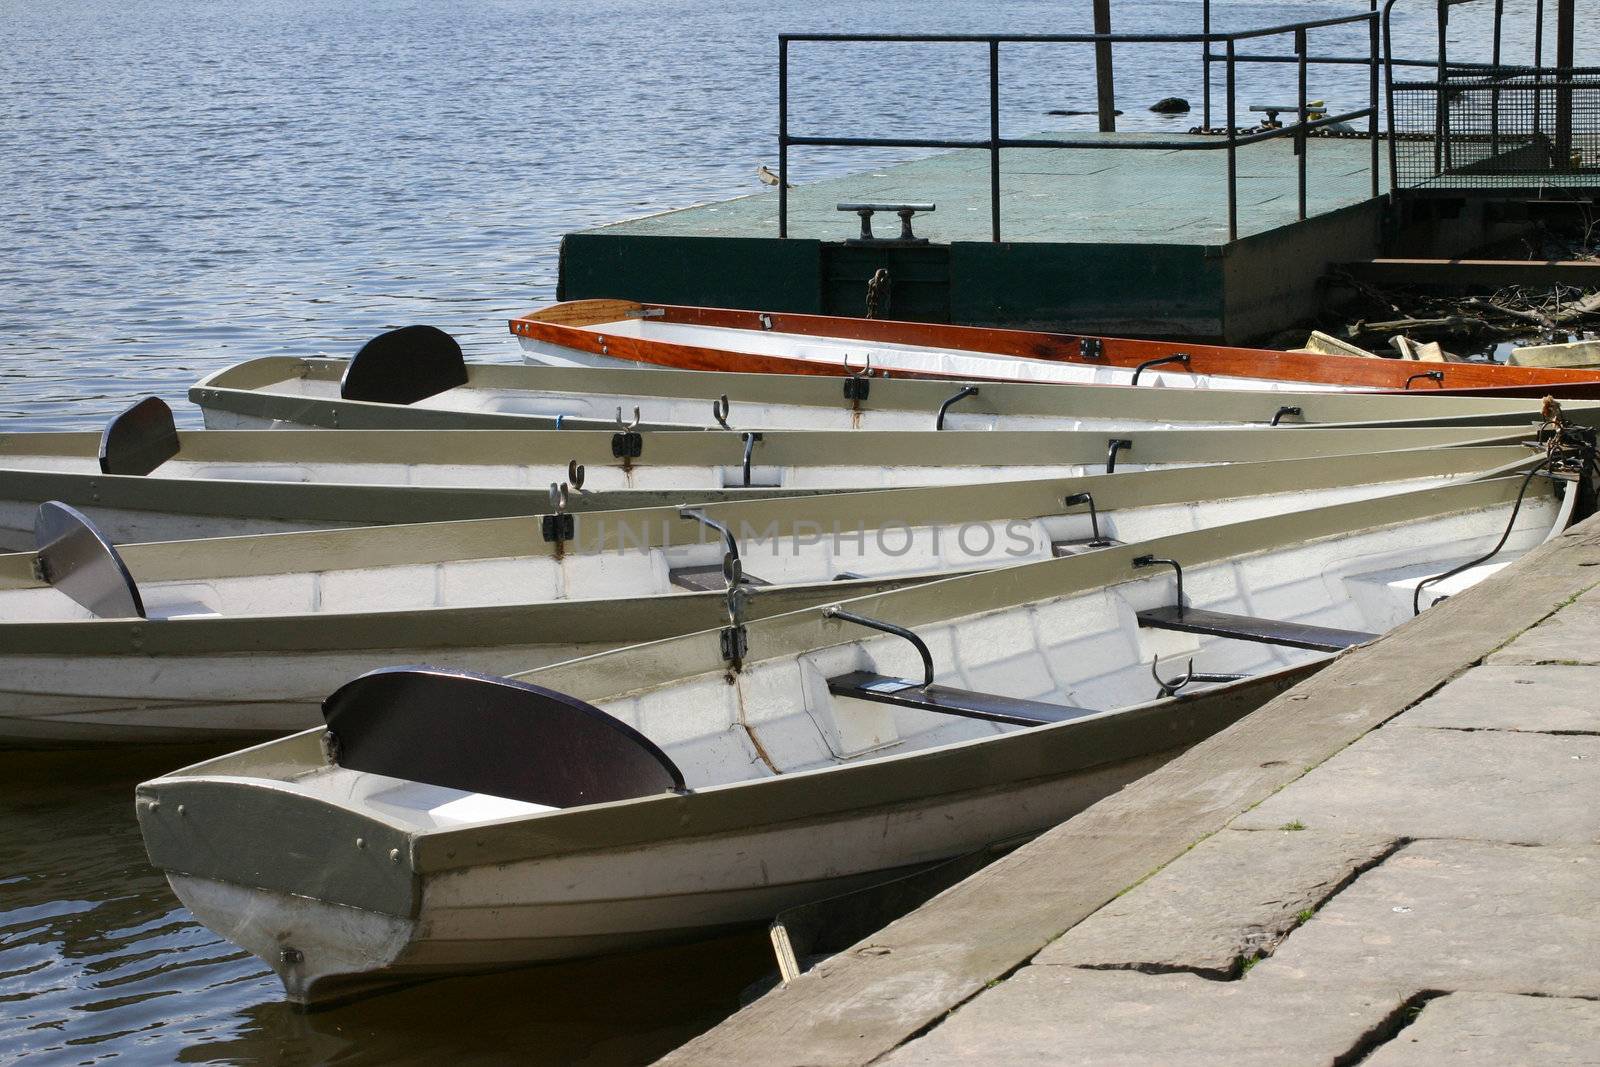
[[1136, 606, 1377, 653], [827, 671, 1098, 727], [33, 501, 145, 619], [322, 667, 685, 808], [339, 324, 468, 404], [668, 565, 771, 592], [99, 396, 179, 476]]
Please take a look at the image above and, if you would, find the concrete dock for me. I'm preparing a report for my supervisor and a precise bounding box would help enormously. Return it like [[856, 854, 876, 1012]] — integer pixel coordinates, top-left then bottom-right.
[[559, 134, 1397, 341], [664, 513, 1600, 1065]]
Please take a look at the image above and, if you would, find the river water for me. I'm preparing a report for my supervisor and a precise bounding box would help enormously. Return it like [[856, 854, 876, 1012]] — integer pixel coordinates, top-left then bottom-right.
[[0, 1, 1530, 1062]]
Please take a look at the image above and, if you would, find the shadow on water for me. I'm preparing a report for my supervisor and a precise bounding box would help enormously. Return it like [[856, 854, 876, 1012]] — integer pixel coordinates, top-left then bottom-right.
[[0, 745, 775, 1065]]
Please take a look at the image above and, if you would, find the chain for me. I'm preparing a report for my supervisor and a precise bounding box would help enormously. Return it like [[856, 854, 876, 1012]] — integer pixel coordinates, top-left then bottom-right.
[[865, 268, 891, 319]]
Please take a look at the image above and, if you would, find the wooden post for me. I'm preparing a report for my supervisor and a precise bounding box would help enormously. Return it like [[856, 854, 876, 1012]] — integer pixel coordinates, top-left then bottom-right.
[[1554, 0, 1575, 169], [1093, 0, 1116, 133]]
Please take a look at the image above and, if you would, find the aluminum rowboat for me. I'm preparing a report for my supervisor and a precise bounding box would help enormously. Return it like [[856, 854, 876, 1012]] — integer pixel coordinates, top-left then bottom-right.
[[1, 407, 1526, 549], [137, 472, 1572, 1002], [0, 447, 1527, 746], [187, 352, 1600, 433]]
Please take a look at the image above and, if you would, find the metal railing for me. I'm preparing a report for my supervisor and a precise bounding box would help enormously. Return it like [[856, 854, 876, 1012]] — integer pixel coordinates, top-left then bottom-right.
[[1196, 0, 1484, 132], [777, 14, 1381, 244], [1382, 0, 1598, 191]]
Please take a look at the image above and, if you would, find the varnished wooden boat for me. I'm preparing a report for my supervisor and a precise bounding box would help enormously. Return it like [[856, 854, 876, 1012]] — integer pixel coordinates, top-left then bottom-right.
[[511, 299, 1600, 398], [138, 471, 1575, 1002], [0, 447, 1529, 745], [2, 396, 1526, 549]]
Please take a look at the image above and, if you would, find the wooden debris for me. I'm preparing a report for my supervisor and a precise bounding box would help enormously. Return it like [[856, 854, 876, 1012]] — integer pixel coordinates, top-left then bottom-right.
[[1508, 339, 1600, 369], [1297, 331, 1379, 359]]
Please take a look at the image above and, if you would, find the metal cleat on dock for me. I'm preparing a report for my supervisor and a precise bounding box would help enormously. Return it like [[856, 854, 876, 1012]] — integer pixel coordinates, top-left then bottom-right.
[[837, 202, 935, 244]]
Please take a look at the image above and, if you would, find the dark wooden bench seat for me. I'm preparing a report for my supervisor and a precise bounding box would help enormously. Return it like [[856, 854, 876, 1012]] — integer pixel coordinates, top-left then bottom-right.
[[1136, 605, 1377, 653], [827, 671, 1099, 727]]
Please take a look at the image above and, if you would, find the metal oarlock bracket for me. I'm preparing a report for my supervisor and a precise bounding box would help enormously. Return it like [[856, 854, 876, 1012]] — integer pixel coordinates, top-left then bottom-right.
[[1105, 438, 1133, 474], [542, 481, 575, 545], [1271, 405, 1303, 426], [713, 395, 732, 430], [1078, 337, 1104, 360], [681, 507, 751, 667], [1152, 654, 1194, 698], [935, 385, 980, 430], [1405, 371, 1444, 389], [1133, 554, 1185, 616], [611, 407, 643, 459], [823, 607, 935, 688], [1130, 353, 1191, 386], [741, 432, 764, 487], [1151, 654, 1244, 698], [843, 353, 871, 401], [1063, 491, 1112, 547]]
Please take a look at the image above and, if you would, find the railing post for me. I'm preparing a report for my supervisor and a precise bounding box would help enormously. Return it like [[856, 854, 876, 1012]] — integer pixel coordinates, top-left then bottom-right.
[[1226, 38, 1238, 242], [1490, 0, 1504, 157], [1555, 0, 1575, 169], [1201, 0, 1212, 129], [1296, 26, 1308, 221], [1433, 0, 1448, 176], [1534, 0, 1545, 136], [989, 39, 1001, 242], [778, 36, 789, 239], [1383, 0, 1400, 192], [1369, 9, 1380, 198], [1093, 0, 1117, 133]]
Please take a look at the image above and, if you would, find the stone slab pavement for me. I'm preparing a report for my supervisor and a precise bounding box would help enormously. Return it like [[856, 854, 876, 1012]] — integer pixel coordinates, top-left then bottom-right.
[[663, 514, 1600, 1066]]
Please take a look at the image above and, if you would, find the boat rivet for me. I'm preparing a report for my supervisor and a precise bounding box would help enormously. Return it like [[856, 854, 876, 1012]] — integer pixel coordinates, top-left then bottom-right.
[[355, 837, 365, 849], [389, 848, 400, 863], [177, 804, 186, 816], [147, 799, 160, 811]]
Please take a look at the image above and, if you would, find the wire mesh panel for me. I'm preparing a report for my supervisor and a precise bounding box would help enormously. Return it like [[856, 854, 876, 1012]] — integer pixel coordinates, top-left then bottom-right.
[[1392, 68, 1600, 188]]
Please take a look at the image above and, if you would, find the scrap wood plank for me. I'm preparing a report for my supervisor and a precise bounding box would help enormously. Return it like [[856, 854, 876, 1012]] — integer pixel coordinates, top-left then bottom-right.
[[1341, 258, 1600, 288], [658, 518, 1600, 1067]]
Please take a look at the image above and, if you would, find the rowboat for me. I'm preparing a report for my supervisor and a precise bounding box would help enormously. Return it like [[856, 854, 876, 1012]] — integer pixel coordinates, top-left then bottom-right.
[[511, 300, 1600, 398], [0, 446, 1529, 746], [188, 344, 1600, 434], [137, 467, 1579, 1003], [1, 397, 1528, 549]]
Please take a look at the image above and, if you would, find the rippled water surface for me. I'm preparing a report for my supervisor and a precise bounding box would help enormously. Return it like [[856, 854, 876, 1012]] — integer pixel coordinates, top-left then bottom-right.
[[0, 0, 1521, 1061]]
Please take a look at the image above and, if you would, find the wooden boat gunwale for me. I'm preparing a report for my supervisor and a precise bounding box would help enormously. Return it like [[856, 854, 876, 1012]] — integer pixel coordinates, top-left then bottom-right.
[[511, 299, 1600, 398]]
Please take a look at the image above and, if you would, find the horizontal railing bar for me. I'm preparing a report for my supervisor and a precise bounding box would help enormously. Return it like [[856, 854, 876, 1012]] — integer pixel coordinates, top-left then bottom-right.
[[778, 16, 1374, 48], [1209, 51, 1442, 69], [785, 109, 1375, 154], [1393, 78, 1600, 89], [785, 136, 994, 149]]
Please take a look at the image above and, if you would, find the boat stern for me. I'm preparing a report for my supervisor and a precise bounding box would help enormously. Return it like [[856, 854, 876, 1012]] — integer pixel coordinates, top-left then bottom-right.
[[135, 731, 425, 1004]]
